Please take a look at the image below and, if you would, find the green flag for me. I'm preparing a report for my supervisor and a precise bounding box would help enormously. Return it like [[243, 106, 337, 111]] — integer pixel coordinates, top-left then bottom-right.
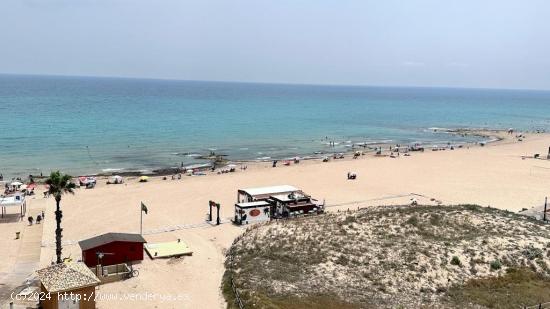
[[141, 202, 148, 214]]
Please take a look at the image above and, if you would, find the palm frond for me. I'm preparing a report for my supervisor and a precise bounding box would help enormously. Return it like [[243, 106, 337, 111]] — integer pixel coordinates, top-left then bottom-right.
[[46, 171, 75, 197]]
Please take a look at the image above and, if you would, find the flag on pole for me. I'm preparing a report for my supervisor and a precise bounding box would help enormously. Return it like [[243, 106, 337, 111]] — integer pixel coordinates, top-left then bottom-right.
[[141, 202, 148, 214]]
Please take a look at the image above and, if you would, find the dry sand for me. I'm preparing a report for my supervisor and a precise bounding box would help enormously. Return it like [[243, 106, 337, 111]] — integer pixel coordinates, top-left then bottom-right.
[[3, 131, 550, 308]]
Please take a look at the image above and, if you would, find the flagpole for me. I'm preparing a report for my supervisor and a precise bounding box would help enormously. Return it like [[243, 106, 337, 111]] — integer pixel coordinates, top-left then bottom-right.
[[140, 202, 143, 235]]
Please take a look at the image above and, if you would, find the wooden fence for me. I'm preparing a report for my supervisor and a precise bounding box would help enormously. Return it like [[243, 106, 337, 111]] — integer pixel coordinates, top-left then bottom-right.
[[227, 236, 245, 309], [522, 302, 550, 309], [90, 263, 131, 284]]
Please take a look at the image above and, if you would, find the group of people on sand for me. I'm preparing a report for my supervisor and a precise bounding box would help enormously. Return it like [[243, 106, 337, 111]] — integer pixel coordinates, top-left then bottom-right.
[[27, 210, 45, 226], [170, 173, 183, 180]]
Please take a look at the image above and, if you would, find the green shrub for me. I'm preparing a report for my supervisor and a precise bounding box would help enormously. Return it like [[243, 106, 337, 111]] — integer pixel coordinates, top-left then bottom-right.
[[406, 215, 419, 227], [490, 260, 502, 271], [429, 214, 442, 226], [451, 256, 461, 266]]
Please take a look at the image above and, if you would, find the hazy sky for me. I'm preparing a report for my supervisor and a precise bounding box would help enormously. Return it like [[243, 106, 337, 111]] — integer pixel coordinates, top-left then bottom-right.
[[1, 0, 548, 89]]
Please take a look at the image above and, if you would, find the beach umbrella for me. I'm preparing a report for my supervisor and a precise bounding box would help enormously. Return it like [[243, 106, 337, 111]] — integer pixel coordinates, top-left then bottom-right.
[[226, 164, 237, 168], [11, 181, 23, 186], [110, 175, 123, 183], [139, 176, 149, 182]]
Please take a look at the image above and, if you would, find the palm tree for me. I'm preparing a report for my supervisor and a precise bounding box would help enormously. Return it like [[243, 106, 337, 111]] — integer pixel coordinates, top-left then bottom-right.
[[46, 171, 76, 264]]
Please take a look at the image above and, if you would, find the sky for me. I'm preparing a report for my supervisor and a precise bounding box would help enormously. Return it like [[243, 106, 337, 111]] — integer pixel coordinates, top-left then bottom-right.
[[0, 0, 549, 90]]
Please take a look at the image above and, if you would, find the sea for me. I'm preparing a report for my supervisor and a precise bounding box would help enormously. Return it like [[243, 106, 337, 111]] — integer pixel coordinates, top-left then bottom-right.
[[1, 74, 549, 178]]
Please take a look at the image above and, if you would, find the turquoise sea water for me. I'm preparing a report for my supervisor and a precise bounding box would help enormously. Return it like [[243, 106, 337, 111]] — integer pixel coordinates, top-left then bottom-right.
[[1, 74, 549, 178]]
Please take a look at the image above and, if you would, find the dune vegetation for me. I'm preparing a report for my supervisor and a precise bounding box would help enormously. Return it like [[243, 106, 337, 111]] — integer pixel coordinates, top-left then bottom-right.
[[223, 204, 550, 308]]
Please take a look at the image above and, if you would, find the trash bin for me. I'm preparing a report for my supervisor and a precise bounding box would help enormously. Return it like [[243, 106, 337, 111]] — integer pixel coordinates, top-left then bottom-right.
[[15, 232, 20, 239]]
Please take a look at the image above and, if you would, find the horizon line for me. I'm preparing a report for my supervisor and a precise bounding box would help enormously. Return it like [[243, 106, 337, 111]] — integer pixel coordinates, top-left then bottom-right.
[[1, 72, 549, 93]]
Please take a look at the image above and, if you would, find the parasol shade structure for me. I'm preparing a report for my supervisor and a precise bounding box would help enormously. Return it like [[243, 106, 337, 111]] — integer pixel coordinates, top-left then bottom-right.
[[139, 176, 149, 182]]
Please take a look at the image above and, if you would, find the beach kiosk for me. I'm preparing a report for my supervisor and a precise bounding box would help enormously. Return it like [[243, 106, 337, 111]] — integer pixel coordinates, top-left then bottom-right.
[[237, 185, 300, 203], [234, 185, 324, 224], [268, 192, 324, 218], [234, 200, 272, 225], [36, 262, 100, 309]]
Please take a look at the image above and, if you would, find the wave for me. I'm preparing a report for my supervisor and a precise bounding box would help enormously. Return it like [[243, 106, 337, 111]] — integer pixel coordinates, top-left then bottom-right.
[[101, 168, 124, 172], [427, 127, 452, 131], [363, 139, 393, 145]]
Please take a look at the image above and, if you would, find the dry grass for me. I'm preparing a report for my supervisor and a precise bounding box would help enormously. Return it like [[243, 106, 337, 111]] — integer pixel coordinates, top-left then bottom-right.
[[223, 204, 550, 308], [446, 268, 550, 308]]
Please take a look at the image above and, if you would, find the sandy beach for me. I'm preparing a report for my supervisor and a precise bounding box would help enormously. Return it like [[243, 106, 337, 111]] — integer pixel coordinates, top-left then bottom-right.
[[2, 1, 549, 307], [2, 131, 550, 308]]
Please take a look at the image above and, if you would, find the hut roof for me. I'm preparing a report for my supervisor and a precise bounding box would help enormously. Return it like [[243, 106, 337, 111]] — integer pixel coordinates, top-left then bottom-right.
[[79, 232, 146, 251], [37, 262, 100, 293]]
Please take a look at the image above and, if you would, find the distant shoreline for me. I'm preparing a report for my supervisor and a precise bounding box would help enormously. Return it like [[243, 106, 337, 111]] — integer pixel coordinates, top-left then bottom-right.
[[3, 75, 549, 180], [12, 128, 523, 182], [2, 127, 495, 180]]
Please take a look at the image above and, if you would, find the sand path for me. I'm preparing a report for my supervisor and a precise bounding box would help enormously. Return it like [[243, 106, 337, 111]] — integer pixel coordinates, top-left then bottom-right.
[[0, 208, 44, 308]]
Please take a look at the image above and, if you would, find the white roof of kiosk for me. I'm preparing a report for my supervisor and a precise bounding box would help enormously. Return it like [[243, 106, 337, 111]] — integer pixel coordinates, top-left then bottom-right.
[[235, 201, 271, 208], [239, 185, 299, 197], [0, 195, 25, 207]]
